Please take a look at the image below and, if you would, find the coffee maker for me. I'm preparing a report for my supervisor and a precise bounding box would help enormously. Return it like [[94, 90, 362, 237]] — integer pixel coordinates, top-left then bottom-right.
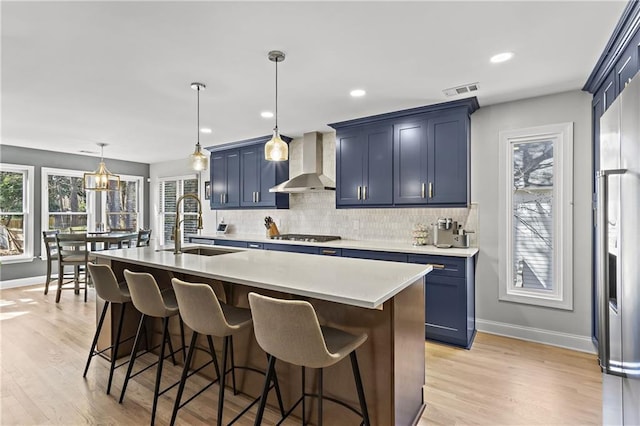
[[433, 218, 471, 248]]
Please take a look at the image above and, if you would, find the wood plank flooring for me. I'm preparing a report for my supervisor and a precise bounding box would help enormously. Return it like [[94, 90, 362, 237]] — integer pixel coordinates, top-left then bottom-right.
[[1, 284, 602, 425]]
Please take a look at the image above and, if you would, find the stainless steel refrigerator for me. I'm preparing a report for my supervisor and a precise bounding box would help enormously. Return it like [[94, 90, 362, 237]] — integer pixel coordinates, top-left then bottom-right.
[[597, 73, 640, 425]]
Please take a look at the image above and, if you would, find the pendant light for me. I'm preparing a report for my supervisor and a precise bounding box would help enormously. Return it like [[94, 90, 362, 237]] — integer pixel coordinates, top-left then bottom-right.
[[264, 50, 288, 161], [189, 82, 209, 171], [83, 143, 120, 191]]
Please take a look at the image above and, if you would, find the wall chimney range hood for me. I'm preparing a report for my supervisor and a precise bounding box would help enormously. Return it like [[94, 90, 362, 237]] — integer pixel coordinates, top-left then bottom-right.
[[269, 132, 336, 193]]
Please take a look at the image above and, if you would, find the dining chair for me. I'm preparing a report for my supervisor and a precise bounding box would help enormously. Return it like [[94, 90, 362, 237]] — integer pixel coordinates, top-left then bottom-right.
[[135, 229, 152, 247], [55, 233, 94, 303], [42, 230, 60, 295]]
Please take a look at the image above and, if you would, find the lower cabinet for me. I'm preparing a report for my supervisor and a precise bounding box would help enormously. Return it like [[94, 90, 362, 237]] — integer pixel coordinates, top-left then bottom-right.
[[212, 239, 249, 248], [263, 243, 320, 254], [408, 254, 476, 349]]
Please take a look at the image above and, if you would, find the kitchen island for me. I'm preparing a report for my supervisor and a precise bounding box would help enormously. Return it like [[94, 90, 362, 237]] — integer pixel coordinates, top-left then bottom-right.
[[93, 245, 431, 425]]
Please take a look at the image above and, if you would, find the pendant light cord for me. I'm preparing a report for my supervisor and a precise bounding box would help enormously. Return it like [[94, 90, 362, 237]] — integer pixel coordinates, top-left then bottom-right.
[[275, 57, 278, 131], [196, 86, 201, 148]]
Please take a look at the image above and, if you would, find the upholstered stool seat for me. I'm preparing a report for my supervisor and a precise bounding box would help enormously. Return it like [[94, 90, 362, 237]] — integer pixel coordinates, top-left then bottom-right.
[[170, 278, 284, 426], [119, 269, 186, 426], [248, 292, 370, 426], [83, 263, 135, 395]]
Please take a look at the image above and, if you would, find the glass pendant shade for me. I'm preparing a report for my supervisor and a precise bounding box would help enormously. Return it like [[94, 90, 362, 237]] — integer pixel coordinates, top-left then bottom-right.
[[264, 128, 288, 161], [190, 142, 208, 171], [83, 144, 120, 191]]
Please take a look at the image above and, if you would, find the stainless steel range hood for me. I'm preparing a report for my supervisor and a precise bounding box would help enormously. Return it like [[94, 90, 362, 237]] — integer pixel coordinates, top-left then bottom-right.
[[269, 132, 336, 193]]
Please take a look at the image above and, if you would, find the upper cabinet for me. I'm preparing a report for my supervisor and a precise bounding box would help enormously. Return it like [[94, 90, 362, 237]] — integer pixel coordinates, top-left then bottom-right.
[[335, 124, 393, 206], [330, 98, 478, 208], [207, 135, 290, 210]]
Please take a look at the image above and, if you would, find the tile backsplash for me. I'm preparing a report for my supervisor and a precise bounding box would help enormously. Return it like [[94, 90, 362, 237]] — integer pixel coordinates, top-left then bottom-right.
[[206, 133, 478, 246]]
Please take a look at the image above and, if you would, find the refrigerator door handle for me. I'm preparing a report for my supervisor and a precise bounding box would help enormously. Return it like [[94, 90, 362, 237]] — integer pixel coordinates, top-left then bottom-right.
[[597, 168, 627, 377]]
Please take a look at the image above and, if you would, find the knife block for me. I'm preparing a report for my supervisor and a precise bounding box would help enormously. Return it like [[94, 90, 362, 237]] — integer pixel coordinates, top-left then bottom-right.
[[267, 223, 280, 238]]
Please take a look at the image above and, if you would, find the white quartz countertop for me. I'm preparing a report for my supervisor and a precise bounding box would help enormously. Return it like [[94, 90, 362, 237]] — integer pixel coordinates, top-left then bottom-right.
[[94, 246, 431, 309], [189, 233, 479, 258]]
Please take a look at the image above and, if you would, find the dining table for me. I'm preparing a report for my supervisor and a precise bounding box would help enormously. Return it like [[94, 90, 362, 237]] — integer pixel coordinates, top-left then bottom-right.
[[85, 231, 138, 251]]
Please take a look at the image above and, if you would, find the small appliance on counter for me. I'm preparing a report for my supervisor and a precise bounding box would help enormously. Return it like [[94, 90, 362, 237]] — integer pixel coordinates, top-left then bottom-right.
[[433, 218, 474, 248]]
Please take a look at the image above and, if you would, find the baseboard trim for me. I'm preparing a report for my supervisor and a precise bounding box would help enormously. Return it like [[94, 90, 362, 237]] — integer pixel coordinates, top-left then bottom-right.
[[476, 318, 597, 354], [1, 276, 46, 290]]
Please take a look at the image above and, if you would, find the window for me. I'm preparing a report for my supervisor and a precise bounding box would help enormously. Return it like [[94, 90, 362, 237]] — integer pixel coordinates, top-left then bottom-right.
[[499, 123, 573, 309], [0, 164, 35, 263], [104, 175, 144, 231], [158, 176, 198, 245], [42, 168, 94, 232]]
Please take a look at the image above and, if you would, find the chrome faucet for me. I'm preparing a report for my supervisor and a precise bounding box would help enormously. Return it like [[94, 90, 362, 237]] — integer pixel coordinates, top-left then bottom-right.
[[173, 193, 203, 254]]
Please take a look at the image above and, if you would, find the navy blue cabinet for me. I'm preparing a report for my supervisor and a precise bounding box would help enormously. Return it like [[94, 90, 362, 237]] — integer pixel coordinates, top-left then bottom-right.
[[210, 150, 240, 208], [214, 239, 248, 248], [330, 98, 478, 209], [263, 243, 320, 254], [208, 136, 289, 210], [336, 125, 393, 207], [342, 249, 407, 263], [408, 254, 476, 348], [394, 111, 469, 206]]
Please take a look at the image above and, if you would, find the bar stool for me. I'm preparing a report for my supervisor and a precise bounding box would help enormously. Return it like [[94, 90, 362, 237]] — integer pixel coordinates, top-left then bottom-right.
[[119, 269, 186, 426], [83, 263, 134, 395], [169, 278, 285, 426], [248, 292, 371, 426], [42, 230, 59, 295]]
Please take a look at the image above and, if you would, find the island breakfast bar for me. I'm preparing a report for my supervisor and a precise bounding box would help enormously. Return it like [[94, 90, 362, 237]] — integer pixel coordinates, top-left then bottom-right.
[[93, 245, 432, 425]]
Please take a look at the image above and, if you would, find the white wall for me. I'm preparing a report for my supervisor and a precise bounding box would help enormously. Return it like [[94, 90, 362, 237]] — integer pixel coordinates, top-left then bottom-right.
[[471, 90, 594, 352]]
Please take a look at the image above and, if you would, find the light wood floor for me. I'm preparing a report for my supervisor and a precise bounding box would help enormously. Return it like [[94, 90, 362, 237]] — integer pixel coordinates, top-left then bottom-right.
[[1, 284, 602, 425]]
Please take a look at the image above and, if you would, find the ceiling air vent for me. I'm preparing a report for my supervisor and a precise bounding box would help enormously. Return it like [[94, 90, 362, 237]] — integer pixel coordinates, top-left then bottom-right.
[[443, 82, 479, 97]]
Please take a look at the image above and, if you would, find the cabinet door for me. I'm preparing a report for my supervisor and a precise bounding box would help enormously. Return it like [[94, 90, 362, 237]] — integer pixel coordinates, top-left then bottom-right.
[[210, 153, 226, 208], [336, 130, 365, 206], [363, 125, 393, 205], [263, 243, 319, 254], [427, 112, 468, 205], [240, 147, 260, 207], [257, 154, 277, 207], [394, 119, 429, 204], [342, 249, 407, 262], [616, 41, 638, 94], [225, 151, 240, 207], [604, 70, 617, 111], [424, 275, 466, 342]]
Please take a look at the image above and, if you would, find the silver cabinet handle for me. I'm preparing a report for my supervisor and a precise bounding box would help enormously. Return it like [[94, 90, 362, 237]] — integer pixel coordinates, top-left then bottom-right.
[[220, 194, 223, 204], [363, 186, 367, 200], [322, 249, 337, 255], [597, 168, 627, 376], [253, 192, 257, 202], [224, 193, 227, 204], [248, 243, 261, 248], [426, 263, 445, 269], [357, 186, 362, 200], [421, 183, 426, 198], [429, 182, 433, 198], [256, 191, 260, 202]]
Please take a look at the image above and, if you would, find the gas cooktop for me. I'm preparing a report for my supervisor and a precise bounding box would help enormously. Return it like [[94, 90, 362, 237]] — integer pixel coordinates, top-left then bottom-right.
[[270, 234, 341, 243]]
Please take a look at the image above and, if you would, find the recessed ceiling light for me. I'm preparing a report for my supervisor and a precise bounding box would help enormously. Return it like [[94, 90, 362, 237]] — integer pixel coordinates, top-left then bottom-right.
[[261, 111, 274, 118], [490, 52, 514, 63], [350, 89, 366, 97], [200, 127, 212, 134]]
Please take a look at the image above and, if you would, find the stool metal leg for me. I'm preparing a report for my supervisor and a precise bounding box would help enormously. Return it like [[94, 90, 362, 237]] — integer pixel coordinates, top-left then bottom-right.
[[151, 316, 170, 426], [119, 314, 146, 403], [302, 366, 306, 425], [206, 335, 221, 380], [217, 336, 230, 426], [254, 354, 277, 426], [170, 331, 199, 426], [107, 302, 127, 395], [318, 368, 323, 426], [83, 301, 110, 378], [229, 336, 238, 395], [350, 351, 370, 426]]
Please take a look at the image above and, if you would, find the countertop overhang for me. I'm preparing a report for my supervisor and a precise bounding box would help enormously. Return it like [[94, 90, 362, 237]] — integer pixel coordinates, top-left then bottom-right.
[[93, 246, 432, 309]]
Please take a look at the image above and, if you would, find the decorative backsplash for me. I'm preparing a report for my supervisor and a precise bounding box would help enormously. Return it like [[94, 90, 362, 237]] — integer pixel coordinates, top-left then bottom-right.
[[206, 133, 478, 246]]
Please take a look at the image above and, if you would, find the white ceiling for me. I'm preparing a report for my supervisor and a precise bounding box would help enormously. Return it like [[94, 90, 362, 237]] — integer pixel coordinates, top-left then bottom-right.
[[1, 1, 626, 165]]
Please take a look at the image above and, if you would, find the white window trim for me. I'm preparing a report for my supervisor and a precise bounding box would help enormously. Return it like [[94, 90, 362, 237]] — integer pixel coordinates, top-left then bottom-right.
[[41, 167, 96, 231], [100, 174, 145, 230], [498, 123, 574, 310], [0, 164, 35, 264]]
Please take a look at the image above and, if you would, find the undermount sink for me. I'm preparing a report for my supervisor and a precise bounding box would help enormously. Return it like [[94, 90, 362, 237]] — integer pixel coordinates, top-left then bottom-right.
[[158, 247, 241, 256]]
